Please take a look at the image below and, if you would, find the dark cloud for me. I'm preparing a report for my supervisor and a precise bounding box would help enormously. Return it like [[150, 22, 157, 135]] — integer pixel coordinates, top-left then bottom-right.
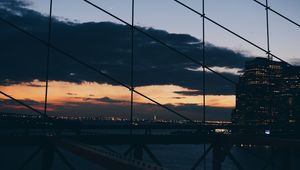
[[97, 97, 126, 103], [171, 97, 185, 99], [174, 90, 203, 96], [0, 0, 31, 10], [24, 82, 45, 87], [66, 92, 77, 96], [81, 97, 127, 104], [0, 0, 253, 95], [0, 98, 41, 106], [0, 98, 52, 115]]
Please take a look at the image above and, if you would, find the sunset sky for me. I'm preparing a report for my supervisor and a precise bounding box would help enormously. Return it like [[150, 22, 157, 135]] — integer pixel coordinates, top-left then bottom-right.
[[0, 0, 299, 121]]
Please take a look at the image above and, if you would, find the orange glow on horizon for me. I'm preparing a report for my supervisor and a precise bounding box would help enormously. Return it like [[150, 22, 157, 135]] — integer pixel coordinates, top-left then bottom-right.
[[0, 80, 235, 108]]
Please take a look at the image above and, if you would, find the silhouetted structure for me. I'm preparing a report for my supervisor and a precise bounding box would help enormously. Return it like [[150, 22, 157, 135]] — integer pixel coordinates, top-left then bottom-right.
[[1, 0, 300, 169], [232, 57, 300, 131]]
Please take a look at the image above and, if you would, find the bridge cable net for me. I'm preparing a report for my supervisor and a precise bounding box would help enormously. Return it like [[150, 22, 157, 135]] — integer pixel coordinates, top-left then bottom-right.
[[201, 1, 207, 170], [81, 0, 300, 122], [1, 1, 239, 124], [81, 0, 237, 85], [0, 18, 196, 124], [0, 1, 299, 169], [173, 0, 299, 67], [130, 0, 135, 133], [1, 0, 299, 124], [252, 0, 300, 28], [43, 0, 53, 117]]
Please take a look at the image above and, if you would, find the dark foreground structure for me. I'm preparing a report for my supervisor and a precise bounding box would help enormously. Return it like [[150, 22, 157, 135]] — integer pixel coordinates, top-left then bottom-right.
[[1, 114, 300, 170]]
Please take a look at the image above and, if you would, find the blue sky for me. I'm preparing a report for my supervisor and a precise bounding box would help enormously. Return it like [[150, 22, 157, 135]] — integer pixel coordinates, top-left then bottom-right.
[[26, 0, 300, 63]]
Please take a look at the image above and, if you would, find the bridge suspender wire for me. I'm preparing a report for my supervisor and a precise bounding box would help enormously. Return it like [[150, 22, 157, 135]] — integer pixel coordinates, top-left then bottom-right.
[[202, 0, 206, 125], [252, 0, 300, 28], [0, 17, 197, 125], [0, 4, 53, 119], [265, 0, 271, 60], [202, 0, 206, 127], [82, 0, 237, 86], [265, 0, 272, 123], [1, 1, 298, 124], [44, 0, 53, 117], [130, 0, 135, 135], [173, 0, 298, 68], [202, 0, 207, 170]]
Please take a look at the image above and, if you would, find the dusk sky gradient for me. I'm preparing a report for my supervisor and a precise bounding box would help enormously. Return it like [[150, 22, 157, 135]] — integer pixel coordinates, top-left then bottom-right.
[[0, 0, 299, 121], [27, 0, 300, 61]]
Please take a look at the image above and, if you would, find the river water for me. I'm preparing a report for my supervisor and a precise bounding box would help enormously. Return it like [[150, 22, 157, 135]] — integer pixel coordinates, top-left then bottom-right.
[[1, 144, 299, 170]]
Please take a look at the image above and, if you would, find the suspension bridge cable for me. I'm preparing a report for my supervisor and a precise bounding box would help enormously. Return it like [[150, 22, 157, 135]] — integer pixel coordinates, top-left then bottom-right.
[[51, 45, 196, 123], [44, 0, 53, 116], [265, 0, 271, 60], [202, 0, 207, 169], [130, 0, 135, 134], [0, 91, 44, 116], [0, 17, 197, 124], [202, 0, 206, 126], [82, 0, 237, 85], [1, 0, 298, 123], [252, 0, 300, 28], [173, 0, 297, 68], [265, 0, 272, 119]]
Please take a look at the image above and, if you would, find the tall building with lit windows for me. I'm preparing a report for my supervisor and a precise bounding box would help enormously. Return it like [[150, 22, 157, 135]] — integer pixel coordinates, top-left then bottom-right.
[[232, 57, 300, 128]]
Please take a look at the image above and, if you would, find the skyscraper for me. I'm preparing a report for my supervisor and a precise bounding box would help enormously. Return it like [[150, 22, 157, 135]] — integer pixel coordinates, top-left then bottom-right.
[[232, 57, 300, 129]]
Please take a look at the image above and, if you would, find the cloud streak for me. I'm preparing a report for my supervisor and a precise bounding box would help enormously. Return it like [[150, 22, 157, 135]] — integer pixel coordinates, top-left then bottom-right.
[[186, 66, 243, 76]]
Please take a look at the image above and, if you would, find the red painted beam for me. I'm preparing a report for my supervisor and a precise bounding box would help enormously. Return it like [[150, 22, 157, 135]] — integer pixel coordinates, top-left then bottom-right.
[[56, 139, 167, 170]]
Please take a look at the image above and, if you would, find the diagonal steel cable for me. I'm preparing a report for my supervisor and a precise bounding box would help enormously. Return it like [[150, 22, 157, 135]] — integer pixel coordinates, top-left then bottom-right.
[[130, 0, 135, 134], [0, 91, 44, 116], [82, 0, 237, 85], [252, 0, 300, 28], [202, 0, 207, 169], [1, 0, 298, 123], [173, 0, 298, 68], [0, 17, 196, 124], [202, 0, 206, 125]]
